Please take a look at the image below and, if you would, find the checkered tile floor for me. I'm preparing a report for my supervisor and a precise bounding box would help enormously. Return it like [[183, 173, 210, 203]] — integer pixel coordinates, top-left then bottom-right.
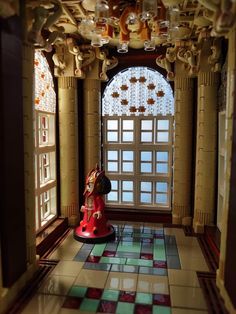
[[22, 222, 210, 314]]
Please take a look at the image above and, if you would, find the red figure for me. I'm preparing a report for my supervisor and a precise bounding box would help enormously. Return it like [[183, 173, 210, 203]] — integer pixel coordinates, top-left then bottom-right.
[[74, 165, 115, 243]]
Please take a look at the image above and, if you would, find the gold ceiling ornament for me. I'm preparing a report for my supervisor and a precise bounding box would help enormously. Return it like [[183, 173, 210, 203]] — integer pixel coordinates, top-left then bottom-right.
[[156, 90, 165, 97], [147, 98, 155, 105], [129, 106, 137, 112], [111, 91, 120, 98], [138, 106, 146, 112], [130, 77, 138, 83], [147, 83, 156, 90], [120, 84, 129, 91], [139, 76, 147, 83], [121, 99, 129, 105]]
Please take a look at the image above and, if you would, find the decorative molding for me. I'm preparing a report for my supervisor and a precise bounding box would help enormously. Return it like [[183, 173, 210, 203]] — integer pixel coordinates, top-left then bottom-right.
[[175, 77, 194, 90], [198, 71, 220, 86], [58, 76, 76, 89]]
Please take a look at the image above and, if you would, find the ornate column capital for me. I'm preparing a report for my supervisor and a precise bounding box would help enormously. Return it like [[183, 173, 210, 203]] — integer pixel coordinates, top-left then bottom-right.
[[52, 39, 118, 81]]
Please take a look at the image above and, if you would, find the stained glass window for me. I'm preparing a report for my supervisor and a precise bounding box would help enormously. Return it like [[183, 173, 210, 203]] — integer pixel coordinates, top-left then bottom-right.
[[34, 51, 57, 233], [34, 51, 56, 113], [102, 67, 173, 211], [102, 67, 174, 116]]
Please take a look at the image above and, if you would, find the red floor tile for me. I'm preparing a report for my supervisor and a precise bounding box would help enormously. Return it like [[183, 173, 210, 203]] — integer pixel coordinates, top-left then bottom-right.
[[153, 293, 171, 306], [134, 304, 152, 314], [86, 255, 101, 263], [98, 300, 117, 313], [86, 287, 103, 299], [62, 296, 82, 309], [119, 291, 136, 303]]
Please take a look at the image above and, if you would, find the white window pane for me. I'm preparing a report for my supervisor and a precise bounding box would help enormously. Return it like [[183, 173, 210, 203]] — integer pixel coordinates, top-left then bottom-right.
[[108, 191, 118, 201], [141, 132, 152, 142], [107, 120, 118, 130], [141, 181, 152, 192], [156, 193, 167, 204], [157, 132, 169, 142], [122, 181, 133, 190], [123, 120, 134, 130], [108, 150, 118, 160], [157, 120, 169, 130], [122, 192, 133, 202], [141, 120, 153, 130], [141, 151, 152, 161], [156, 182, 168, 192], [122, 131, 133, 142], [111, 180, 118, 190], [122, 162, 133, 172], [140, 193, 151, 203], [156, 163, 168, 173], [141, 163, 152, 173], [123, 151, 134, 160], [156, 151, 168, 161], [108, 162, 118, 172], [108, 131, 118, 141]]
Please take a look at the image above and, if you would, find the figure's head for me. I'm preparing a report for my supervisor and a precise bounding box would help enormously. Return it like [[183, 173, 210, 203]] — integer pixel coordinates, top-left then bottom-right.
[[85, 164, 111, 196]]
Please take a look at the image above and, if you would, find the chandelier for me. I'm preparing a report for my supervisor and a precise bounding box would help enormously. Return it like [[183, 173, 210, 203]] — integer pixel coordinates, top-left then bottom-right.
[[78, 0, 180, 53]]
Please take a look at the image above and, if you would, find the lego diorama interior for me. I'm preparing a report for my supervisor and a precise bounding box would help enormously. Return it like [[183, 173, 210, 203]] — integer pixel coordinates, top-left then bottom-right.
[[0, 0, 236, 313]]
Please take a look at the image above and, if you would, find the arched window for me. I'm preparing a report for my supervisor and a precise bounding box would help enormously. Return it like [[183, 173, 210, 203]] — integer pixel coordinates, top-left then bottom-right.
[[102, 67, 174, 211], [34, 51, 57, 232]]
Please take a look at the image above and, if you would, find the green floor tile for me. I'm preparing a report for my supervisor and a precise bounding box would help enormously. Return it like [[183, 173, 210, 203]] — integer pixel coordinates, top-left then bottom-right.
[[153, 247, 166, 261], [79, 298, 99, 312], [126, 258, 153, 267], [102, 289, 120, 301], [68, 285, 87, 297], [154, 239, 165, 245], [116, 301, 135, 314], [100, 256, 126, 264], [90, 243, 106, 256], [135, 292, 153, 304], [153, 305, 171, 314], [117, 242, 141, 253]]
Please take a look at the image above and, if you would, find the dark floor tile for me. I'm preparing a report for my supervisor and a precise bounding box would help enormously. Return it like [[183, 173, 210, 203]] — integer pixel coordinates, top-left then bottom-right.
[[105, 243, 118, 251], [111, 264, 139, 273], [139, 266, 167, 276], [141, 238, 153, 244], [134, 304, 152, 314], [153, 229, 164, 235], [153, 294, 171, 306], [83, 262, 111, 271], [115, 252, 140, 258], [154, 234, 164, 239], [86, 255, 101, 263], [82, 243, 94, 250], [119, 291, 136, 303], [86, 287, 103, 299], [166, 255, 181, 269], [165, 246, 178, 256], [164, 235, 176, 245], [74, 250, 91, 262], [141, 244, 153, 254], [98, 300, 117, 313], [62, 296, 82, 309]]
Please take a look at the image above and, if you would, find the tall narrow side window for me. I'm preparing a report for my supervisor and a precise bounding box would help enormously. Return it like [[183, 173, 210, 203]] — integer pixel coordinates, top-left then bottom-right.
[[34, 51, 57, 233]]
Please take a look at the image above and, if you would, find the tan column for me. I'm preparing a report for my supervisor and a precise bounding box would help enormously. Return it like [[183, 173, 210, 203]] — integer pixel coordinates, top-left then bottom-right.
[[193, 71, 219, 233], [83, 79, 101, 176], [216, 29, 236, 314], [172, 76, 194, 225], [22, 43, 37, 266], [58, 77, 79, 225]]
